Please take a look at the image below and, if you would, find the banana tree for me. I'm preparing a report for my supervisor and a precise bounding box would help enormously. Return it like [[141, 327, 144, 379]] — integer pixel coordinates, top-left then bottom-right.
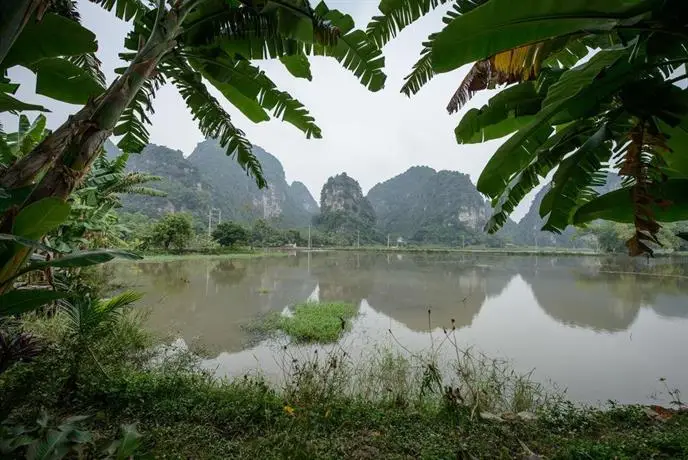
[[0, 0, 386, 290], [369, 0, 688, 255]]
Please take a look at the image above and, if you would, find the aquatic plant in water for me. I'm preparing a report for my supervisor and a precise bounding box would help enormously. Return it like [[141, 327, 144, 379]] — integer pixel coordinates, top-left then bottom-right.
[[256, 302, 359, 343]]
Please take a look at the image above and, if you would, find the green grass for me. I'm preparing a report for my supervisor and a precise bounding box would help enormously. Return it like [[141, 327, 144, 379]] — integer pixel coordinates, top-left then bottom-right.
[[4, 307, 688, 459], [254, 302, 359, 343], [119, 251, 289, 263]]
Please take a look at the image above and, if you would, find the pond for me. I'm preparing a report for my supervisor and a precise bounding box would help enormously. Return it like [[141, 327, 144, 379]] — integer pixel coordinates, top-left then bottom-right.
[[109, 251, 688, 405]]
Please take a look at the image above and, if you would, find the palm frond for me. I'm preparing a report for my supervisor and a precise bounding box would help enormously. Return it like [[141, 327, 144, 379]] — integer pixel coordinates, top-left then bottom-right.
[[401, 43, 434, 96], [89, 0, 149, 21], [161, 53, 266, 188], [113, 72, 166, 154], [539, 123, 614, 234], [183, 0, 276, 47], [49, 0, 80, 21], [446, 60, 496, 114], [447, 41, 563, 113], [97, 291, 143, 318], [192, 54, 321, 138], [311, 4, 386, 92], [106, 172, 164, 195], [366, 0, 451, 48], [68, 53, 106, 88], [485, 119, 596, 232], [398, 0, 489, 96]]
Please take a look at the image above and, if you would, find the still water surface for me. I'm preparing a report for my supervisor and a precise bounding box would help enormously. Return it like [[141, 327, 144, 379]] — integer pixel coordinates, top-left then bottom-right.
[[110, 252, 688, 405]]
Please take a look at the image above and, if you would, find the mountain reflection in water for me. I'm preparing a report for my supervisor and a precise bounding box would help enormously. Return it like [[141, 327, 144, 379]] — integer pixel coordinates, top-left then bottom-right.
[[109, 252, 688, 404]]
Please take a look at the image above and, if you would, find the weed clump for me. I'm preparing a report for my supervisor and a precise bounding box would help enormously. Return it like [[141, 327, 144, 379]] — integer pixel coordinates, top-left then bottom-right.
[[253, 302, 358, 343]]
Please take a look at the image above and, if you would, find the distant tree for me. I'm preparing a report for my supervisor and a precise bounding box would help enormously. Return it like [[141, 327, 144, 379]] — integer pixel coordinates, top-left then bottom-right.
[[151, 213, 194, 250], [212, 222, 249, 247], [286, 229, 302, 246]]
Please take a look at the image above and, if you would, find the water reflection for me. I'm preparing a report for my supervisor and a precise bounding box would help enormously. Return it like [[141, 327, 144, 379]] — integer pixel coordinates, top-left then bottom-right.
[[111, 253, 688, 348], [110, 252, 688, 403]]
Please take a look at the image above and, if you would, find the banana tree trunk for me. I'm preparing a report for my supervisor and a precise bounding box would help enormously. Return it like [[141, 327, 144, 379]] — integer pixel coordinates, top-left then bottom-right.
[[0, 3, 187, 289], [0, 0, 48, 67]]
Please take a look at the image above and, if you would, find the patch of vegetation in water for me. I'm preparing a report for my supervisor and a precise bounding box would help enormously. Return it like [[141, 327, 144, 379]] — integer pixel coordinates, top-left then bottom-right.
[[249, 302, 359, 343]]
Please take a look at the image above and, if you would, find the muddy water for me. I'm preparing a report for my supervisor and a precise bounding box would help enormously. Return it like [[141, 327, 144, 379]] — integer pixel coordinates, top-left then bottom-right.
[[109, 252, 688, 405]]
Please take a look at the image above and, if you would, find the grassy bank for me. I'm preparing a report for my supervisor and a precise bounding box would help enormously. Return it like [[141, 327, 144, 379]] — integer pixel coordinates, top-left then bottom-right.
[[3, 309, 688, 458], [309, 246, 603, 257], [120, 250, 290, 263]]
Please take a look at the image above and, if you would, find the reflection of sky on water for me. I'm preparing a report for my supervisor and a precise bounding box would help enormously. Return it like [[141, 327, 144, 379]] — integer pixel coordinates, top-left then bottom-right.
[[111, 253, 688, 405]]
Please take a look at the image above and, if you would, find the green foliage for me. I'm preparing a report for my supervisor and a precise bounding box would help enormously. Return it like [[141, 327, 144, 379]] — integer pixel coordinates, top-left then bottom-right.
[[251, 301, 359, 342], [0, 115, 48, 165], [429, 0, 647, 73], [0, 291, 68, 317], [150, 213, 194, 250], [13, 198, 71, 241], [277, 301, 358, 343], [0, 413, 143, 459], [376, 0, 688, 254], [49, 149, 164, 252], [1, 12, 105, 105], [212, 221, 249, 247]]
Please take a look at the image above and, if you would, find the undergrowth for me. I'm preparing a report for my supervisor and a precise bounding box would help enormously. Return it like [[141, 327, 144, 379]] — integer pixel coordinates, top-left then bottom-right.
[[2, 303, 688, 459]]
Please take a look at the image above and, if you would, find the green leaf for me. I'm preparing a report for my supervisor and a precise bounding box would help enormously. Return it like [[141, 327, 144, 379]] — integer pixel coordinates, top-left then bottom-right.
[[542, 49, 627, 121], [0, 185, 34, 213], [573, 179, 688, 224], [539, 123, 613, 232], [196, 57, 321, 138], [280, 54, 312, 80], [0, 290, 68, 317], [476, 103, 559, 198], [19, 249, 142, 274], [431, 0, 652, 73], [3, 13, 98, 69], [0, 92, 49, 114], [160, 56, 266, 188], [660, 119, 688, 178], [29, 58, 105, 105], [312, 4, 386, 92], [366, 0, 452, 48], [455, 82, 542, 144], [90, 0, 148, 22], [12, 198, 71, 240], [0, 233, 68, 254], [113, 424, 143, 460], [484, 119, 595, 232]]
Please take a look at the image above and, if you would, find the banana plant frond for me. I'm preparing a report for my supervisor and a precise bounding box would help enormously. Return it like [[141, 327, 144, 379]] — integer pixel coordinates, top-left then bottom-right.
[[539, 123, 615, 234], [401, 42, 434, 96], [366, 0, 452, 49], [183, 0, 277, 47], [68, 53, 106, 88], [113, 72, 166, 154], [447, 40, 569, 113], [191, 54, 321, 138], [311, 3, 386, 92], [88, 0, 150, 22], [161, 52, 266, 188]]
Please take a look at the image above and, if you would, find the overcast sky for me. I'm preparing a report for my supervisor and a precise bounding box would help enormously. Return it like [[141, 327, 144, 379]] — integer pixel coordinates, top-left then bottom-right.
[[5, 0, 541, 220]]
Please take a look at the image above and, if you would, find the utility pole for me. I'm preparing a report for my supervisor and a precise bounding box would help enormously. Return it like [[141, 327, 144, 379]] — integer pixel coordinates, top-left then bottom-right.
[[462, 235, 465, 249], [357, 230, 360, 249], [207, 208, 221, 237], [308, 224, 311, 250], [387, 234, 390, 248]]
